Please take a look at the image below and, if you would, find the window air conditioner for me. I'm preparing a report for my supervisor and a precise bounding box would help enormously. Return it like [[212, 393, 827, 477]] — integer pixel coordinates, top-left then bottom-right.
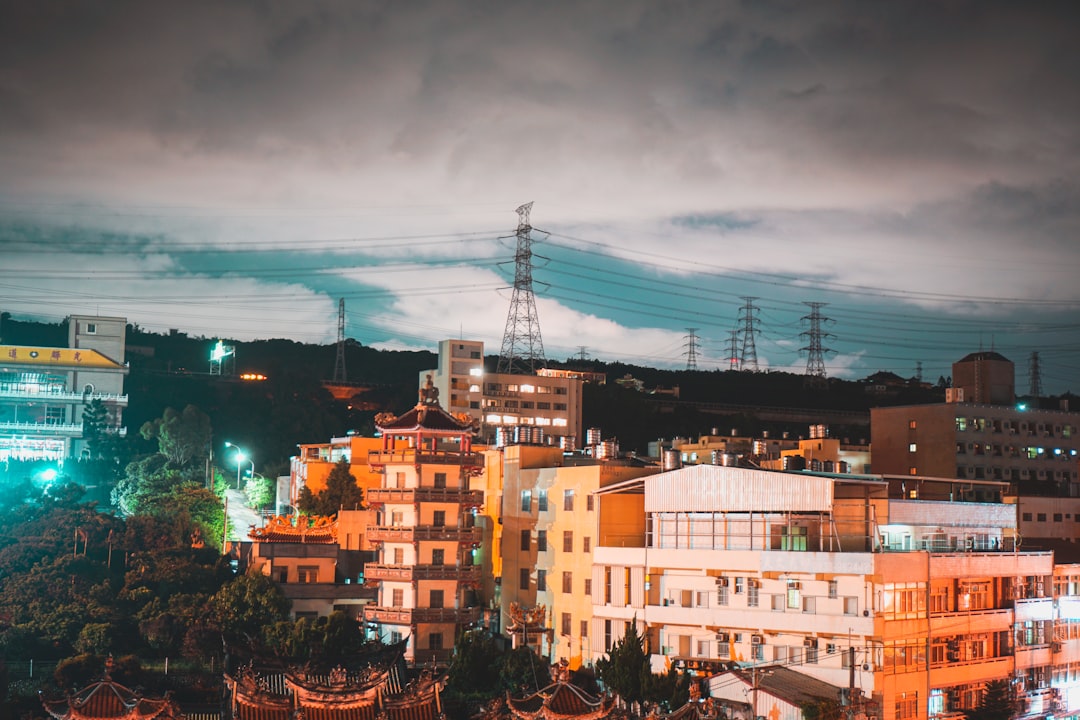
[[804, 637, 818, 648], [751, 634, 764, 645], [716, 577, 729, 587], [716, 632, 730, 643]]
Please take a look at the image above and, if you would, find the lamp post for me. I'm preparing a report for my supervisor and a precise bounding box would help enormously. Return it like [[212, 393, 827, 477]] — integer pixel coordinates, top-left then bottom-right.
[[224, 442, 254, 489]]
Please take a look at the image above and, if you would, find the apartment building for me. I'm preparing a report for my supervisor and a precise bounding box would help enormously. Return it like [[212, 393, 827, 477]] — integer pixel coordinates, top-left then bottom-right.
[[362, 388, 486, 666], [590, 464, 1057, 720], [0, 314, 128, 462], [422, 339, 584, 448], [499, 443, 658, 669]]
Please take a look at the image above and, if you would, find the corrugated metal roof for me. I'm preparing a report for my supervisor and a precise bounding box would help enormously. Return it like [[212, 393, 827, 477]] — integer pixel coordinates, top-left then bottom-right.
[[644, 465, 835, 513]]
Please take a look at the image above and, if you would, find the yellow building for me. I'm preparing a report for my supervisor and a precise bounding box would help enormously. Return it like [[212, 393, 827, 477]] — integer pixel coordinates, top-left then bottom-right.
[[499, 443, 658, 669]]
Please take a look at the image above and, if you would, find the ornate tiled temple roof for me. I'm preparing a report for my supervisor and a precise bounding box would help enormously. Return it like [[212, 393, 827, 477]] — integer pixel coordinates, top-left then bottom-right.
[[505, 681, 616, 720], [248, 515, 337, 543], [40, 667, 180, 720]]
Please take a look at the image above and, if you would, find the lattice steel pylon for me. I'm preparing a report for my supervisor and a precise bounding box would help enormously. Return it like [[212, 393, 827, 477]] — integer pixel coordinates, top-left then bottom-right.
[[728, 329, 739, 371], [497, 202, 546, 374], [1029, 351, 1042, 401], [684, 328, 699, 371], [737, 297, 760, 372], [801, 301, 835, 387], [333, 298, 347, 383]]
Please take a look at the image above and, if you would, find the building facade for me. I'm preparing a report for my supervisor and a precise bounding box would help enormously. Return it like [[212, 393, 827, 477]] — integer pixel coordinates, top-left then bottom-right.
[[0, 314, 128, 462], [589, 464, 1059, 720], [362, 385, 486, 666]]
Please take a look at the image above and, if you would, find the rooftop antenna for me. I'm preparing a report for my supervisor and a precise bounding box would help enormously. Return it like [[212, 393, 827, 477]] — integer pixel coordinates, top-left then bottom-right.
[[497, 202, 546, 374]]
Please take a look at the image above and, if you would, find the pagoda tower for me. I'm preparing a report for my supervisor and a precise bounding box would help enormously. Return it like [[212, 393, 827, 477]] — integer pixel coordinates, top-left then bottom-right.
[[364, 374, 485, 666]]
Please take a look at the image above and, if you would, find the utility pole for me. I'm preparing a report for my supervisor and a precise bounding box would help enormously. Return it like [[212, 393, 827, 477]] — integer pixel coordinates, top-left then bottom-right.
[[684, 328, 699, 371], [333, 298, 347, 383], [737, 297, 760, 372], [497, 202, 546, 374], [801, 302, 835, 388]]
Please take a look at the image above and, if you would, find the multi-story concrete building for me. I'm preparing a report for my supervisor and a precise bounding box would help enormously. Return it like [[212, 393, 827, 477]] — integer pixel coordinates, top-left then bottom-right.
[[0, 314, 128, 462], [589, 464, 1058, 720], [499, 443, 658, 669], [362, 386, 486, 666], [422, 339, 585, 448]]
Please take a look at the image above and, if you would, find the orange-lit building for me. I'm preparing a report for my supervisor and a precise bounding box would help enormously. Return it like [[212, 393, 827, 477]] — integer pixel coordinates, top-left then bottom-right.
[[362, 383, 486, 666], [590, 464, 1059, 720]]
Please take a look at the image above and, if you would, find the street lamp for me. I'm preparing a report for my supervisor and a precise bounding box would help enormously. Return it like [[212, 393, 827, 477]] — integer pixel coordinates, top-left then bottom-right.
[[224, 442, 254, 489]]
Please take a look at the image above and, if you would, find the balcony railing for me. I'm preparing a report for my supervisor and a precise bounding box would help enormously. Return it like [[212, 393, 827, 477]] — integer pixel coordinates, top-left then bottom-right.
[[364, 563, 482, 583], [366, 525, 483, 544], [280, 583, 376, 601], [362, 605, 482, 625], [0, 388, 129, 404], [0, 421, 83, 436], [368, 450, 485, 469], [367, 487, 485, 506]]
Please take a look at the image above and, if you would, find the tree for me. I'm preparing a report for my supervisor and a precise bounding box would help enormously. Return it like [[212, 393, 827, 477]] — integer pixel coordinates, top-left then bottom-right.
[[595, 620, 649, 706], [964, 680, 1016, 720], [298, 459, 363, 516], [244, 474, 275, 510], [446, 631, 504, 700], [140, 405, 211, 467], [207, 571, 290, 646], [497, 646, 550, 695]]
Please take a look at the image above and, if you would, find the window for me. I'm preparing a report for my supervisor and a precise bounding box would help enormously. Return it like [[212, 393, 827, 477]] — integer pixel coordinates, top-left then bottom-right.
[[583, 537, 592, 553], [803, 596, 816, 613], [587, 495, 595, 511], [389, 630, 403, 644], [563, 531, 574, 552], [391, 511, 404, 526], [393, 547, 404, 564], [392, 588, 404, 606], [909, 420, 917, 429], [432, 510, 446, 527], [520, 568, 530, 590], [748, 583, 759, 607], [297, 566, 318, 583], [538, 490, 548, 512], [828, 580, 838, 599], [434, 472, 447, 488], [431, 548, 444, 565], [581, 620, 589, 637], [537, 530, 547, 552], [563, 572, 573, 593], [564, 489, 575, 511], [521, 490, 532, 511], [604, 567, 612, 603], [735, 577, 745, 594], [787, 582, 801, 609], [521, 529, 531, 551], [1038, 513, 1047, 522], [561, 612, 572, 636], [717, 584, 729, 605], [429, 633, 443, 650], [537, 569, 547, 592], [896, 693, 918, 720], [393, 471, 405, 487], [909, 443, 918, 452], [430, 590, 444, 608], [845, 597, 860, 615], [1055, 514, 1064, 522], [85, 322, 97, 333], [584, 579, 592, 596], [1022, 512, 1033, 521], [909, 467, 918, 476]]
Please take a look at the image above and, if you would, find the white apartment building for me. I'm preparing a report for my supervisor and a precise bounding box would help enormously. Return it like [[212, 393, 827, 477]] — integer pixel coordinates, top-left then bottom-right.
[[591, 465, 1058, 720]]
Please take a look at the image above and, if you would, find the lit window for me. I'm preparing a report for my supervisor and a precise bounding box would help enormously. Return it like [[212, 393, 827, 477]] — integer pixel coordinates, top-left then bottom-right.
[[520, 384, 535, 393], [469, 367, 483, 376], [535, 417, 552, 426], [469, 384, 480, 392], [502, 415, 519, 424], [909, 467, 918, 476], [485, 414, 501, 423], [909, 443, 917, 452], [552, 418, 568, 427]]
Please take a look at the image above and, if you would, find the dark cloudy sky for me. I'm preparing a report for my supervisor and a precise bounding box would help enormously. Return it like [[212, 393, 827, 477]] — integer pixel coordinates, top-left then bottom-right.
[[1, 1, 1078, 393]]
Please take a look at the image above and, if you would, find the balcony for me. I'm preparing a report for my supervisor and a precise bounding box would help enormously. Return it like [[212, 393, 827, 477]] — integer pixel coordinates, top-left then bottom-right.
[[0, 388, 129, 405], [0, 421, 83, 436], [366, 525, 483, 544], [368, 450, 484, 470], [280, 583, 376, 601], [364, 563, 482, 583], [367, 487, 485, 507], [362, 605, 482, 625]]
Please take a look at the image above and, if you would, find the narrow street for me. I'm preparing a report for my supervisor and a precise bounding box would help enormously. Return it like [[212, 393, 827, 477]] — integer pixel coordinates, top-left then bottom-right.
[[222, 487, 264, 543]]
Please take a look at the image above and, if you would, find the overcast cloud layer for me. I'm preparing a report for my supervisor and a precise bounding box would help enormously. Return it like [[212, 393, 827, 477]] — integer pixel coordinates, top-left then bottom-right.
[[1, 1, 1078, 392]]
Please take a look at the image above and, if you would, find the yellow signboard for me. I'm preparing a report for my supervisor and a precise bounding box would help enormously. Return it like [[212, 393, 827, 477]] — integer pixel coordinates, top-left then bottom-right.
[[0, 345, 125, 369]]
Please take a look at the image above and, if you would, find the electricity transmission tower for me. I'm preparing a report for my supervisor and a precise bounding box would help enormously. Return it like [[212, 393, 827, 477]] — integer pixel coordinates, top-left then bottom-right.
[[1029, 351, 1042, 402], [737, 297, 760, 372], [333, 298, 347, 383], [727, 329, 739, 371], [915, 361, 923, 383], [684, 328, 699, 371], [800, 302, 835, 387], [497, 202, 546, 374]]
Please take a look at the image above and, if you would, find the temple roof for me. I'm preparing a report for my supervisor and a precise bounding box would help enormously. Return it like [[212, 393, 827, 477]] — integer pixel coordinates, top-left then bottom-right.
[[249, 515, 337, 543], [507, 681, 615, 720], [375, 403, 476, 434], [40, 676, 180, 720]]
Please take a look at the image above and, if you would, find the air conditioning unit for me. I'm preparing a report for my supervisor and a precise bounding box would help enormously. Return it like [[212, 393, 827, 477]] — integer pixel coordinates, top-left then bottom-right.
[[803, 637, 818, 648], [749, 579, 761, 588], [1053, 642, 1063, 652], [715, 577, 729, 587], [789, 581, 802, 590], [716, 632, 730, 643], [826, 643, 836, 654], [751, 634, 764, 645]]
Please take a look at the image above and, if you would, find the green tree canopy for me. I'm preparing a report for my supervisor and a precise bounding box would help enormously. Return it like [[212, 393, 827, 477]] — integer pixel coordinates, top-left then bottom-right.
[[207, 571, 291, 646], [297, 458, 363, 516], [595, 620, 649, 706], [963, 680, 1016, 720], [140, 404, 211, 467]]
